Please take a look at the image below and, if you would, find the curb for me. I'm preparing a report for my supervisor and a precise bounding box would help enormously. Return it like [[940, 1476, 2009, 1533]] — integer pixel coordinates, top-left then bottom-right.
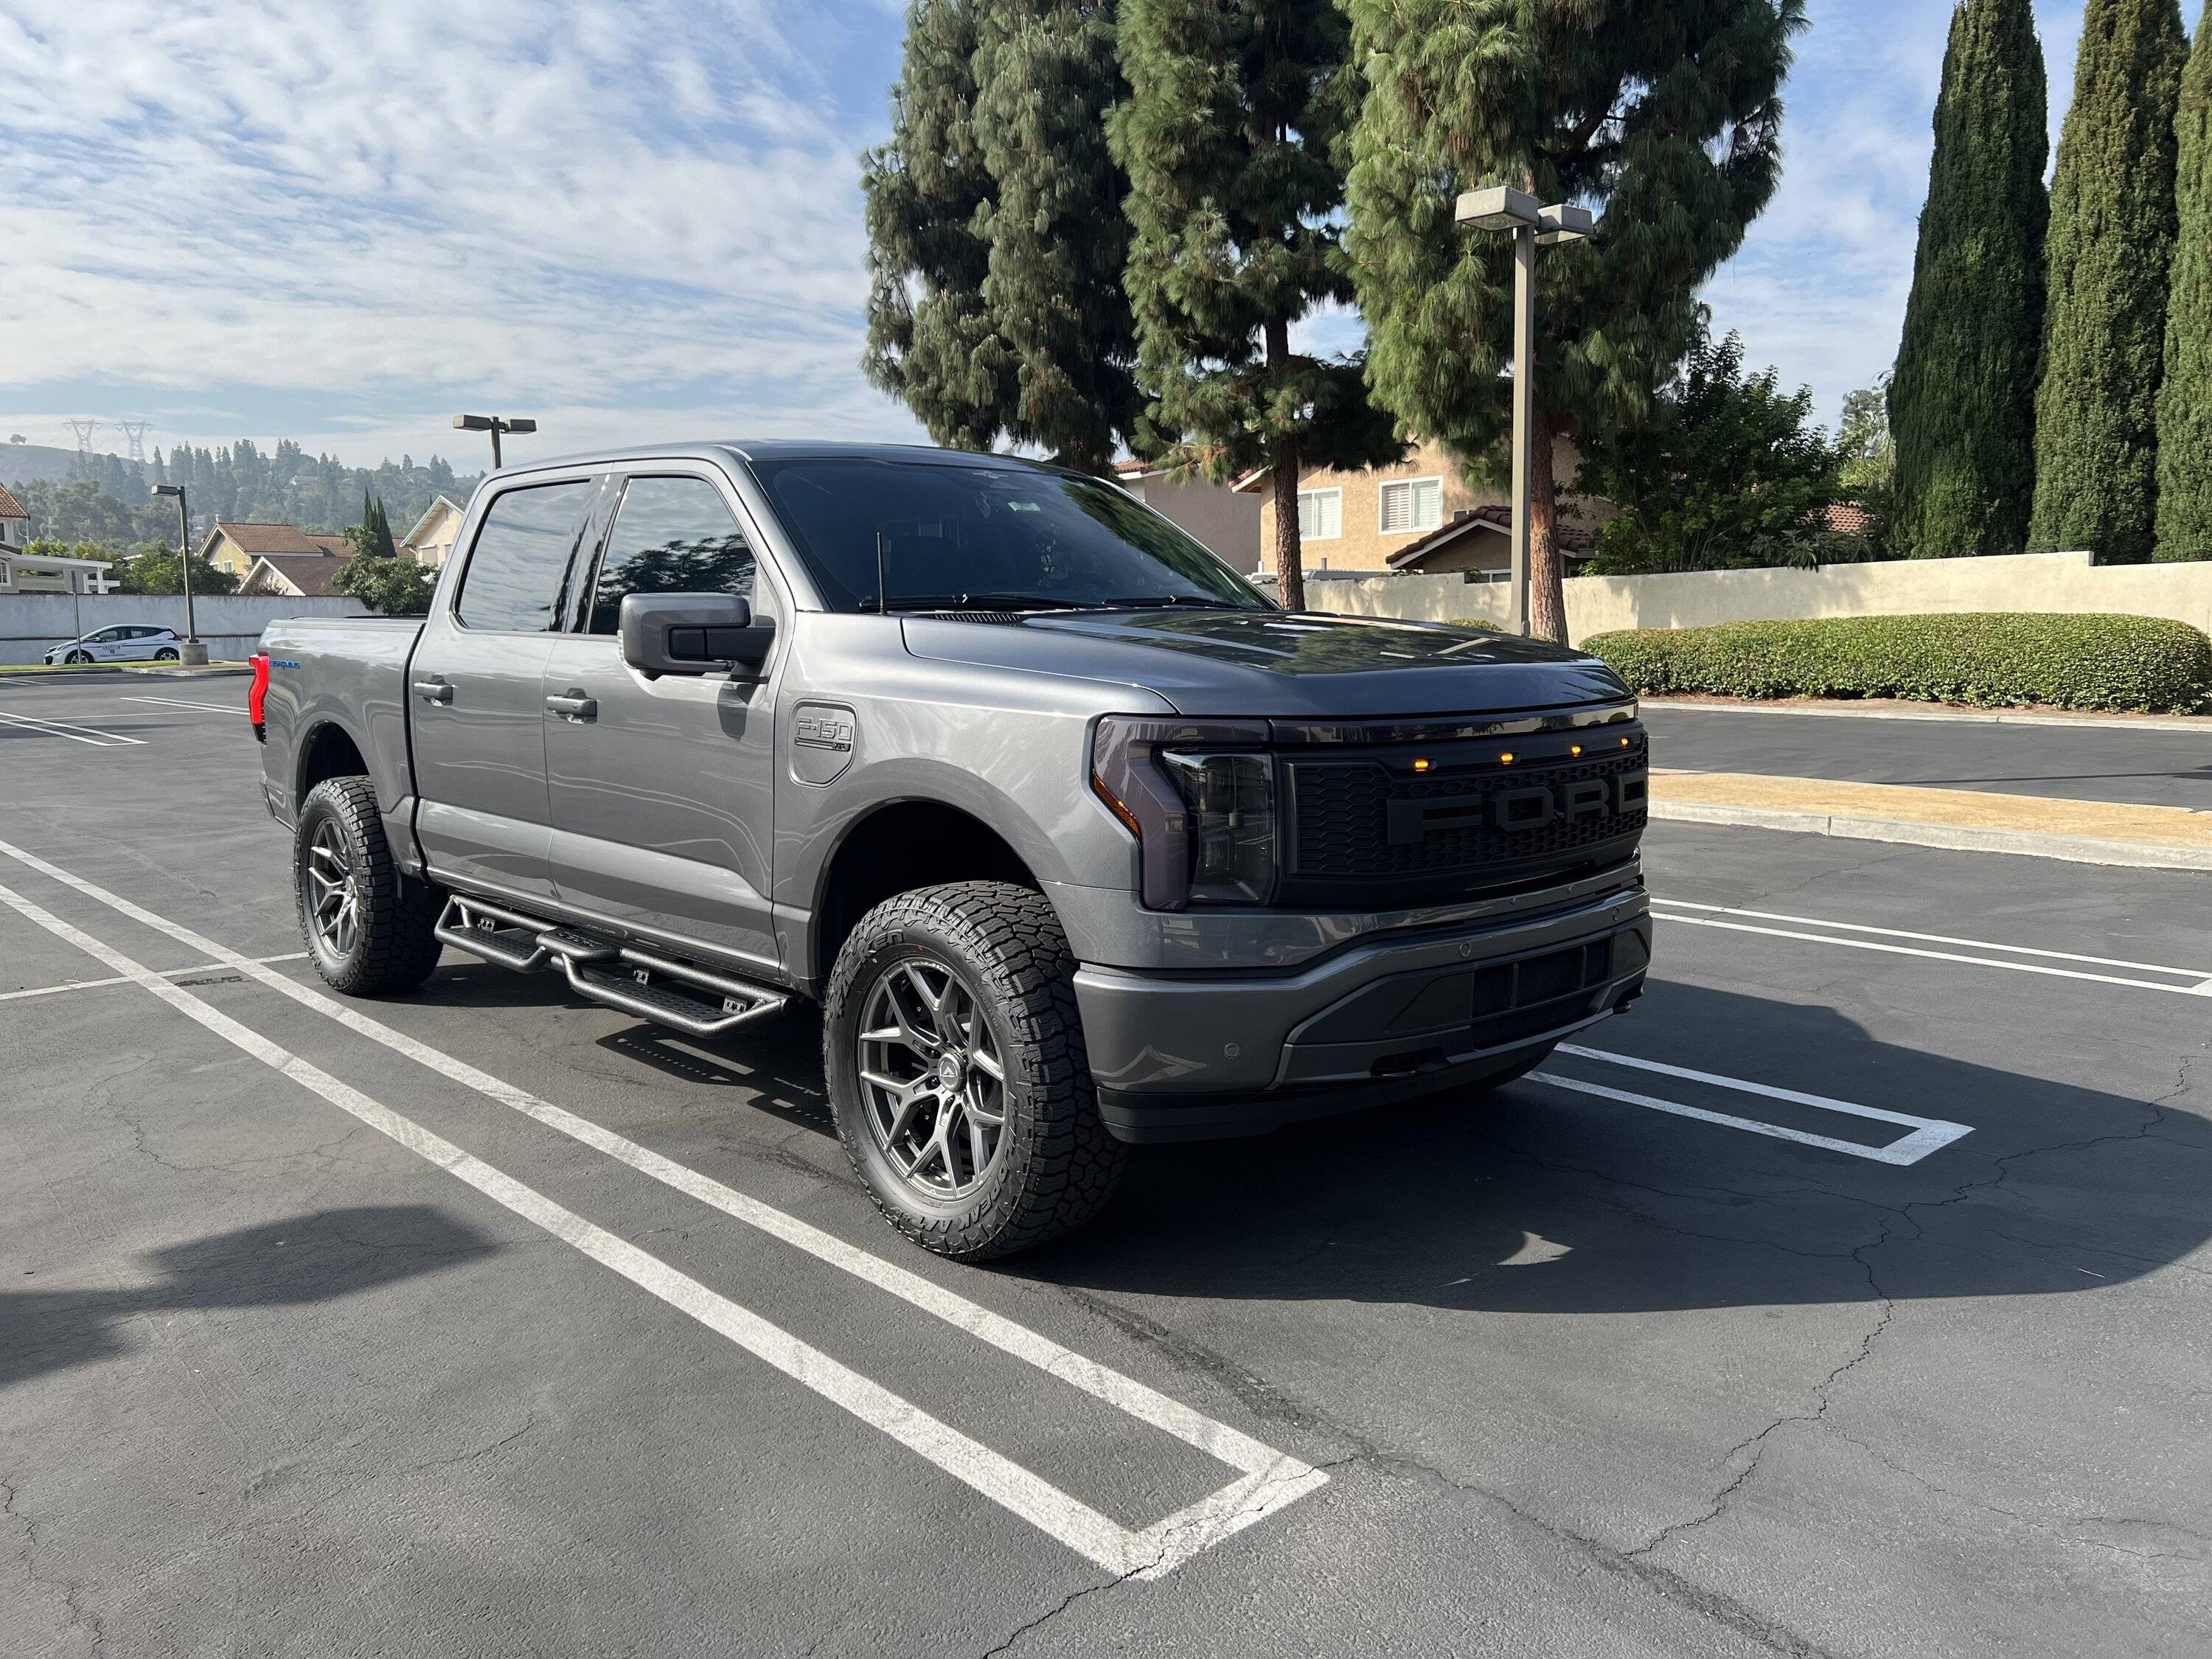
[[1644, 698, 2211, 734], [1650, 799, 2212, 872]]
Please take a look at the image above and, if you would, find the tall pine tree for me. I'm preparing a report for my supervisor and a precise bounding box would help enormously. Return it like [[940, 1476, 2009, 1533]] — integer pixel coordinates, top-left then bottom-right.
[[862, 0, 1139, 470], [1110, 0, 1399, 611], [861, 0, 1021, 453], [1345, 2, 1803, 641], [972, 1, 1140, 474], [2155, 18, 2212, 560], [2028, 0, 2188, 560], [1889, 0, 2048, 559]]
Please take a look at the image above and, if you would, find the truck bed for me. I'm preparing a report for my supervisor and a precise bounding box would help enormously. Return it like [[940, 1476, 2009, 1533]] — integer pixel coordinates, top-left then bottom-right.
[[257, 615, 425, 830]]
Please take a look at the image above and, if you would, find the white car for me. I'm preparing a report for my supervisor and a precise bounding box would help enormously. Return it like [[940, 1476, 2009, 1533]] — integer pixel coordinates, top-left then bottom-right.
[[44, 625, 187, 666]]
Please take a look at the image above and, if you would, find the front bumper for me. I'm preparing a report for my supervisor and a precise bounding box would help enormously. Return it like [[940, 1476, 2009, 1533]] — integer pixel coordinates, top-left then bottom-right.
[[1074, 882, 1649, 1142]]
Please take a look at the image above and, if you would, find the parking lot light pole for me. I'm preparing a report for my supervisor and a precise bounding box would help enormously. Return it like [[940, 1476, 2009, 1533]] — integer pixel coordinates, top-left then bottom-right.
[[1453, 188, 1596, 638], [452, 414, 538, 471], [149, 483, 208, 665]]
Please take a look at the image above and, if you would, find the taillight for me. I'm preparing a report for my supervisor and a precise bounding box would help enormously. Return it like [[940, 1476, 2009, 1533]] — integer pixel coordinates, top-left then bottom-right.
[[248, 653, 270, 742], [1090, 715, 1274, 910]]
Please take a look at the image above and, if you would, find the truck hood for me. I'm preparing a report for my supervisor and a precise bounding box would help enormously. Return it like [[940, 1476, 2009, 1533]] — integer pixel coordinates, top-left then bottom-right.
[[900, 608, 1630, 718]]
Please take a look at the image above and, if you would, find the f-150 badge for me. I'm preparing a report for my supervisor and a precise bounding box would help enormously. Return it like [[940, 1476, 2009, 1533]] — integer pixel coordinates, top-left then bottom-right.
[[792, 702, 857, 785]]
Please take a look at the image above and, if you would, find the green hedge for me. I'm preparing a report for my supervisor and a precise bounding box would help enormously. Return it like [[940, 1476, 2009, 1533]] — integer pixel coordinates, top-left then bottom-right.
[[1582, 613, 2212, 714]]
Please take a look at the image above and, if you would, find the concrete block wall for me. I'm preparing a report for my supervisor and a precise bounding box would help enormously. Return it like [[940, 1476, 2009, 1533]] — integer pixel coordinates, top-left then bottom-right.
[[1295, 551, 2212, 645], [0, 594, 371, 664]]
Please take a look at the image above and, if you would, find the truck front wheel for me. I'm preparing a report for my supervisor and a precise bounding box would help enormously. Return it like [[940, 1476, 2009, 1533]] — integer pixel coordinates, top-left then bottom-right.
[[824, 882, 1125, 1259], [293, 776, 443, 996]]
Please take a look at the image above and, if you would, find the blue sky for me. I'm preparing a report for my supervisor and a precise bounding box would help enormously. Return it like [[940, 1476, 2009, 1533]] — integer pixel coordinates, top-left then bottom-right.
[[0, 1, 2202, 473]]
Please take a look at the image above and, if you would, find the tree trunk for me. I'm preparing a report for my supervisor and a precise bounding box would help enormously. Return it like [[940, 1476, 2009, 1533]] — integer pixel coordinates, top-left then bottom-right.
[[1265, 316, 1305, 611], [1528, 403, 1567, 643], [1272, 442, 1305, 612]]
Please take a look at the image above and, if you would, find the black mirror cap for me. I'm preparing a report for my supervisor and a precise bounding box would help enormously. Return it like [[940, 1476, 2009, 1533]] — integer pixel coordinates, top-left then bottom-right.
[[619, 593, 774, 677]]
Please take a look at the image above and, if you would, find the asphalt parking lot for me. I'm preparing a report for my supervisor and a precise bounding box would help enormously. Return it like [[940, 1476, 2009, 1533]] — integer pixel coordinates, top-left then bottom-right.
[[4, 672, 2208, 1658]]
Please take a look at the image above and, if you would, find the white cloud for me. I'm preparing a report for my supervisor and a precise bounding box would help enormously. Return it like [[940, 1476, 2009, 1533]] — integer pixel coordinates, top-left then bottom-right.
[[0, 1, 923, 459]]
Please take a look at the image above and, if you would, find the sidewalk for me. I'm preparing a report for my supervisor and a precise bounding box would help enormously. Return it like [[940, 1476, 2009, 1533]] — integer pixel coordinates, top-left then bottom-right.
[[1650, 769, 2212, 871]]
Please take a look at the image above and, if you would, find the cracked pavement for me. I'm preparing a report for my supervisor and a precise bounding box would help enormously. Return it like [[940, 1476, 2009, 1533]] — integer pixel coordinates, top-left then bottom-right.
[[1, 680, 2208, 1657]]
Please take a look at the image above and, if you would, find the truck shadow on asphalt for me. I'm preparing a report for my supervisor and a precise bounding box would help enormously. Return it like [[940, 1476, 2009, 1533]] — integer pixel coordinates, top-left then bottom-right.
[[1027, 981, 2212, 1314], [0, 1206, 499, 1390], [401, 967, 2210, 1314]]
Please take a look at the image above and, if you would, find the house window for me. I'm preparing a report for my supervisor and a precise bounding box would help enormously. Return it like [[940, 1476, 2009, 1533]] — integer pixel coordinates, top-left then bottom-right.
[[1297, 487, 1341, 540], [1379, 476, 1444, 535]]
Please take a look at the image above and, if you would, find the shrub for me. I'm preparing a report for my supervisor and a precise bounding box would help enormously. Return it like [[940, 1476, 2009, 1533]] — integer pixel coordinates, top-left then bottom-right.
[[1582, 613, 2212, 714]]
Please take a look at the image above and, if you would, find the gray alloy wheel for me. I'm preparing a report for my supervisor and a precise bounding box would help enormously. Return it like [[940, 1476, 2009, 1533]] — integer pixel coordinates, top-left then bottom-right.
[[65, 650, 90, 664], [154, 648, 180, 661], [304, 818, 362, 960], [856, 958, 1009, 1201]]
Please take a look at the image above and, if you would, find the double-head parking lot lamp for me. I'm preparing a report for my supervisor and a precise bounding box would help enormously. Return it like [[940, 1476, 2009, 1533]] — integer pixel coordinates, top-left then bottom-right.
[[1454, 187, 1596, 638], [149, 482, 208, 664], [452, 414, 538, 470]]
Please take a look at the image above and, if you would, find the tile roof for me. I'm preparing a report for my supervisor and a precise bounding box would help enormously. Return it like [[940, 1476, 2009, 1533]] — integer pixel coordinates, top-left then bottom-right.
[[247, 554, 347, 596], [1822, 501, 1877, 538], [210, 521, 327, 556], [305, 533, 352, 557], [0, 485, 27, 519]]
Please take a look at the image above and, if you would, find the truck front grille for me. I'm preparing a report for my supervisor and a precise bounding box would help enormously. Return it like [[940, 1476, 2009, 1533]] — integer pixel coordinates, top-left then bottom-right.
[[1283, 737, 1646, 904]]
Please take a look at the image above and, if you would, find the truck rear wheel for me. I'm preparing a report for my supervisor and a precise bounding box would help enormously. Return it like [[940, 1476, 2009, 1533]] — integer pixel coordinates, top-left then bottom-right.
[[823, 882, 1125, 1259], [294, 776, 443, 996]]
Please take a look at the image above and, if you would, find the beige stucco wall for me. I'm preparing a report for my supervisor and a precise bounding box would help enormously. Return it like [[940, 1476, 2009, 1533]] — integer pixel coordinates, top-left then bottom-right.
[[1127, 475, 1263, 570], [1299, 551, 2212, 644]]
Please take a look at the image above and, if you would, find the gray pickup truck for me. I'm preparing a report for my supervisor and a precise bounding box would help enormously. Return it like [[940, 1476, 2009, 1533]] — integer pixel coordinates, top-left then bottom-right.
[[257, 442, 1650, 1257]]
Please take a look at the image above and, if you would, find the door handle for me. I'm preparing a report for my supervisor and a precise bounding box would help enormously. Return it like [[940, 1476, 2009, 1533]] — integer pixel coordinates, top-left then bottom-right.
[[545, 692, 597, 723], [412, 678, 453, 705]]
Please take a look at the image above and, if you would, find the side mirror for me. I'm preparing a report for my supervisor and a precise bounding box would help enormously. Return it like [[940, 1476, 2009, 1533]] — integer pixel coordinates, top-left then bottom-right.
[[619, 593, 774, 677]]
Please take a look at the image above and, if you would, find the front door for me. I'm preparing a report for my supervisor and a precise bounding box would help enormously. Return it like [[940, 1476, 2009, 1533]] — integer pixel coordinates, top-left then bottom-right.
[[407, 476, 602, 904], [541, 469, 782, 972]]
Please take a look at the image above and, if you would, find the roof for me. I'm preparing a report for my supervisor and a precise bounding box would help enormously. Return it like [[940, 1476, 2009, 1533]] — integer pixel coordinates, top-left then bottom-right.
[[1822, 500, 1877, 538], [0, 485, 26, 519], [305, 533, 352, 557], [401, 493, 467, 547], [246, 554, 347, 596], [1384, 504, 1593, 570], [207, 521, 328, 556]]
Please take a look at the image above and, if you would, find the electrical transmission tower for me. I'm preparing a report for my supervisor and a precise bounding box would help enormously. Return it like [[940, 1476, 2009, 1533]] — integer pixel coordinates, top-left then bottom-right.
[[117, 420, 151, 464], [63, 418, 101, 454]]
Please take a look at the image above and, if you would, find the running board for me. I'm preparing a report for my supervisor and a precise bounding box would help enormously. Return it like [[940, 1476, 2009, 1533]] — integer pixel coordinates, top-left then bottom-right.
[[434, 896, 790, 1038]]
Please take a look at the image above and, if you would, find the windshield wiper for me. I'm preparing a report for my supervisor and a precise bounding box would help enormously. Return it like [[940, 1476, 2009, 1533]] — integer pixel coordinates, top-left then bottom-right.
[[870, 592, 1094, 613], [1093, 595, 1250, 611]]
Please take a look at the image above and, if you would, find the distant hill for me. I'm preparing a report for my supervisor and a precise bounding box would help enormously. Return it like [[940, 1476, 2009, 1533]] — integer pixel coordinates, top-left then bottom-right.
[[1, 441, 97, 487]]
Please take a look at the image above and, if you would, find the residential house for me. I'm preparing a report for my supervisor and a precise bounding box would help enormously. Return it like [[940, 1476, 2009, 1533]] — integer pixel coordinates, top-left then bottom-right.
[[1110, 463, 1263, 569], [399, 495, 469, 569], [0, 486, 116, 592], [200, 521, 349, 582], [1238, 437, 1613, 578]]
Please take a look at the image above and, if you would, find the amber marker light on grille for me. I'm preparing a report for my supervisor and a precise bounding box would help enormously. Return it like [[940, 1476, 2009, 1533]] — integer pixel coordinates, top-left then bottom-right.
[[1569, 743, 1582, 757], [1412, 757, 1432, 772], [1499, 751, 1515, 765]]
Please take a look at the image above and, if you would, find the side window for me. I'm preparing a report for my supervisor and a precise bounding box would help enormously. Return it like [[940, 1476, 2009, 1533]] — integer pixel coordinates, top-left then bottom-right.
[[454, 480, 595, 633], [586, 476, 755, 636]]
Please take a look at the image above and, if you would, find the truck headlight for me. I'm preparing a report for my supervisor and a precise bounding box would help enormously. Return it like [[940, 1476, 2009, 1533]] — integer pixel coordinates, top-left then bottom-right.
[[1158, 751, 1276, 905], [1091, 715, 1276, 910]]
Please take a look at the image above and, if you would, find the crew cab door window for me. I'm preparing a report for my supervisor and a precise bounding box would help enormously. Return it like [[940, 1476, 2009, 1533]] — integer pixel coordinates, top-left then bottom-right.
[[585, 476, 756, 634], [455, 481, 596, 633]]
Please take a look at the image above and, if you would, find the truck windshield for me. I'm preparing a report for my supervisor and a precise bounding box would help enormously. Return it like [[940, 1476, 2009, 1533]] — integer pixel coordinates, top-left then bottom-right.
[[748, 457, 1272, 615]]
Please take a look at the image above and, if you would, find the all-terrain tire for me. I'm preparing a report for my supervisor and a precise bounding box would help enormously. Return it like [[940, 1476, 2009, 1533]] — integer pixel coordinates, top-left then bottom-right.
[[294, 776, 444, 995], [823, 882, 1126, 1259]]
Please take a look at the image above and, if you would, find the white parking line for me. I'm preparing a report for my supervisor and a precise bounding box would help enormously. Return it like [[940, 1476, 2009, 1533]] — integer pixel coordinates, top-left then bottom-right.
[[121, 696, 243, 716], [1650, 899, 2212, 998], [0, 709, 146, 747], [0, 952, 308, 1004], [1534, 1044, 1974, 1166], [0, 836, 1324, 1579]]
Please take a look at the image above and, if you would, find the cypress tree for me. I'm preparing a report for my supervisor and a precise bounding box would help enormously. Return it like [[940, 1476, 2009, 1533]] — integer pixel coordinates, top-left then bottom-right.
[[1344, 2, 1803, 641], [862, 0, 1140, 468], [972, 1, 1141, 475], [2154, 20, 2212, 560], [2028, 0, 2188, 560], [1889, 0, 2048, 558], [1110, 0, 1400, 611]]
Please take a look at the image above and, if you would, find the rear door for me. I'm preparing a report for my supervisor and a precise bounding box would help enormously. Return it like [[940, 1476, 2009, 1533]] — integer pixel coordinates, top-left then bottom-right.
[[540, 467, 784, 971], [407, 476, 603, 903]]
